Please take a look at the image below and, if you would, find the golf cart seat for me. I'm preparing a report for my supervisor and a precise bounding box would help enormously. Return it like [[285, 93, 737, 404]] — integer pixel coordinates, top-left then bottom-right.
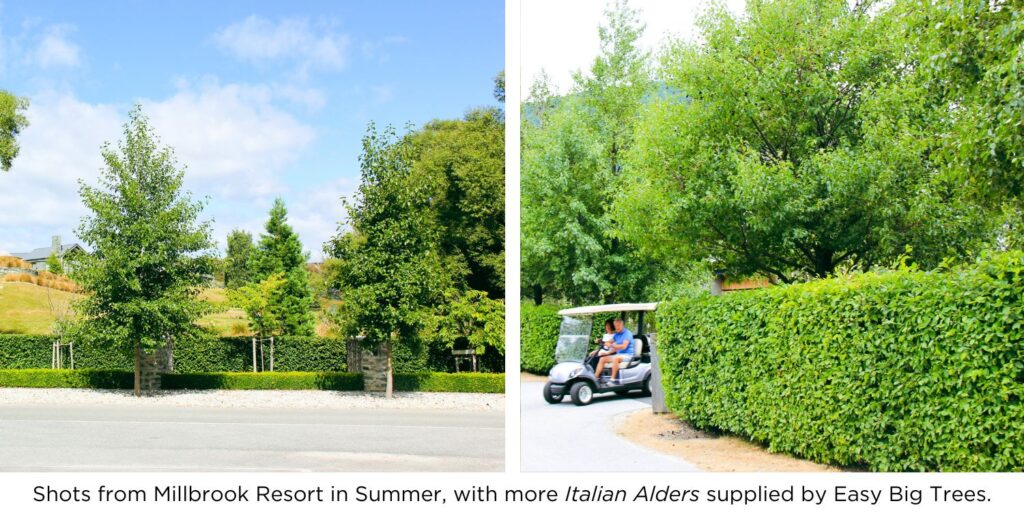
[[618, 338, 644, 369]]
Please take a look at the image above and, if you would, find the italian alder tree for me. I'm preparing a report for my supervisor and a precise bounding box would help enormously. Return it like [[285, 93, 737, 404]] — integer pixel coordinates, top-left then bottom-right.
[[522, 0, 657, 305], [328, 124, 447, 398], [614, 0, 990, 283], [73, 107, 214, 396], [0, 90, 29, 172]]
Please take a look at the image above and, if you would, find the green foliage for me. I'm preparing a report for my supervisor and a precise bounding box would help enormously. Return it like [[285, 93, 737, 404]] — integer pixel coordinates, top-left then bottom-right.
[[45, 253, 64, 275], [393, 372, 504, 393], [426, 289, 504, 355], [896, 0, 1024, 204], [658, 252, 1024, 471], [519, 303, 562, 374], [0, 334, 347, 373], [0, 369, 499, 392], [0, 369, 133, 389], [162, 371, 362, 391], [521, 0, 656, 305], [329, 124, 448, 359], [72, 106, 214, 361], [615, 0, 991, 282], [0, 90, 29, 172], [224, 229, 255, 289], [252, 199, 316, 335], [228, 273, 286, 337]]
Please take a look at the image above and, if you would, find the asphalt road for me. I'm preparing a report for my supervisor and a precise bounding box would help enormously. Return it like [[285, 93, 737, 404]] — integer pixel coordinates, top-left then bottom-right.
[[520, 381, 698, 472], [0, 404, 503, 472]]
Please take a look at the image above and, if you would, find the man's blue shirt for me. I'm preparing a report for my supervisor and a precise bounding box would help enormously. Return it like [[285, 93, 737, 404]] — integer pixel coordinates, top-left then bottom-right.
[[613, 328, 634, 355]]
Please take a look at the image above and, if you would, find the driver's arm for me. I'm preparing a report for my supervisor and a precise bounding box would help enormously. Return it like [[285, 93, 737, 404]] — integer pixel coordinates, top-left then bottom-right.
[[611, 337, 628, 351]]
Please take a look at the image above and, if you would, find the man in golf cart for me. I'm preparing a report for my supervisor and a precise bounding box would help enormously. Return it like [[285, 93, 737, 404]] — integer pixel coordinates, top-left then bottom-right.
[[593, 317, 634, 383]]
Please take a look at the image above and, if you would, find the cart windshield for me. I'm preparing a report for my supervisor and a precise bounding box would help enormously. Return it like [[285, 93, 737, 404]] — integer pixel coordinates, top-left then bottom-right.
[[555, 316, 592, 363]]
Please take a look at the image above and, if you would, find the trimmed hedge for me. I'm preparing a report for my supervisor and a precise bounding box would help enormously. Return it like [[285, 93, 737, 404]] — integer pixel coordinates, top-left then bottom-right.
[[394, 372, 504, 393], [162, 371, 362, 391], [658, 253, 1024, 471], [520, 303, 562, 374], [0, 369, 502, 393], [0, 335, 347, 373]]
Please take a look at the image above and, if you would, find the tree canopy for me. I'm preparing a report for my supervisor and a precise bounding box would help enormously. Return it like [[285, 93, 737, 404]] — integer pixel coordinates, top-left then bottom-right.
[[73, 106, 214, 395], [0, 91, 29, 172], [224, 229, 255, 289], [250, 199, 315, 336]]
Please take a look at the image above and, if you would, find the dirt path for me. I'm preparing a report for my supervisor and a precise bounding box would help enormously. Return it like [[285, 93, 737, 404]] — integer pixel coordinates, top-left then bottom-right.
[[615, 409, 838, 472]]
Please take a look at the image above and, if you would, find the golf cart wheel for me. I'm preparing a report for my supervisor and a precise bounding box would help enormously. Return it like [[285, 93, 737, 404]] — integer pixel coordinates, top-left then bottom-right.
[[543, 382, 564, 404], [570, 381, 594, 406], [641, 375, 652, 397]]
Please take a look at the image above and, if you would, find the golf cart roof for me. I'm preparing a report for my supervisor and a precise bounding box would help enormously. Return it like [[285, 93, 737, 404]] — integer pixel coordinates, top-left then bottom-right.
[[557, 303, 659, 316]]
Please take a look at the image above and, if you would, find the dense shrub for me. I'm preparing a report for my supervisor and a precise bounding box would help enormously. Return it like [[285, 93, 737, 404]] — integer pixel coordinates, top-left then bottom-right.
[[394, 372, 504, 393], [0, 369, 133, 389], [520, 303, 562, 374], [0, 369, 498, 392], [0, 334, 347, 373], [162, 371, 362, 391], [658, 253, 1024, 471]]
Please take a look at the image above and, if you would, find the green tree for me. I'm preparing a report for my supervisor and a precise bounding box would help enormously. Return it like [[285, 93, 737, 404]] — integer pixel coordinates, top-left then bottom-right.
[[411, 108, 505, 297], [0, 91, 29, 172], [614, 0, 989, 283], [229, 273, 285, 338], [252, 199, 315, 335], [45, 252, 64, 276], [521, 0, 656, 305], [327, 124, 448, 397], [224, 229, 255, 289], [73, 106, 214, 396], [426, 289, 504, 356]]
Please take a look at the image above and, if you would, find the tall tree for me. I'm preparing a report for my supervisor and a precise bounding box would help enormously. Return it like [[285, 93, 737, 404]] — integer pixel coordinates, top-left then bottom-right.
[[614, 0, 988, 282], [252, 199, 315, 336], [73, 106, 214, 396], [224, 229, 254, 289], [327, 124, 448, 398], [411, 108, 505, 298], [521, 0, 656, 305], [0, 91, 29, 172]]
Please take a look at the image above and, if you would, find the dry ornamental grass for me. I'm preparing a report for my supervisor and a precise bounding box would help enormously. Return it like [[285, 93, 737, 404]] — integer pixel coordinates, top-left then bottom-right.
[[0, 256, 31, 269], [1, 271, 78, 292]]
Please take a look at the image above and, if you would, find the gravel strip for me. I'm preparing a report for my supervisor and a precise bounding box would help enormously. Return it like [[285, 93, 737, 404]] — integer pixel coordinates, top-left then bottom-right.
[[0, 388, 504, 412]]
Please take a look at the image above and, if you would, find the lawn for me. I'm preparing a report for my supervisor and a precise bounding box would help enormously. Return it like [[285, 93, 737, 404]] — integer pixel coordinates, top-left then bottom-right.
[[0, 282, 335, 336]]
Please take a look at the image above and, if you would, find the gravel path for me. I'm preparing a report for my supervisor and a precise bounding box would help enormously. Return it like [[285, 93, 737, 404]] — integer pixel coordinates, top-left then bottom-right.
[[0, 388, 503, 411]]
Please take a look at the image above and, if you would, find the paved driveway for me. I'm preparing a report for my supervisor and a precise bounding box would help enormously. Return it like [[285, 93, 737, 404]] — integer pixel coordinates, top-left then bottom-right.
[[520, 381, 698, 472], [0, 403, 503, 472]]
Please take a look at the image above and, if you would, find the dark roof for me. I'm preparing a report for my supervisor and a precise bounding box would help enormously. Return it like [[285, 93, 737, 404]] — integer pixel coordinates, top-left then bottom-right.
[[10, 244, 85, 262]]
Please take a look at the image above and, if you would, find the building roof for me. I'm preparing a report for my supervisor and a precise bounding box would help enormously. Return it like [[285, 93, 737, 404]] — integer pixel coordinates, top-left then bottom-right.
[[558, 303, 659, 316], [10, 244, 85, 262]]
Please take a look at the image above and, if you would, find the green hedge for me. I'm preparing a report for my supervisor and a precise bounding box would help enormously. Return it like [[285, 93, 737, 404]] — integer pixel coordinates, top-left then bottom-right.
[[0, 335, 347, 372], [394, 372, 504, 393], [520, 303, 562, 374], [0, 369, 501, 393], [161, 371, 362, 390], [658, 253, 1024, 471]]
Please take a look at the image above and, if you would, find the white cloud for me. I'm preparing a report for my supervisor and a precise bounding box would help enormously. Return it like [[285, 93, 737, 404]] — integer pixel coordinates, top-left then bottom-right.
[[31, 24, 80, 68], [142, 80, 316, 198], [0, 83, 318, 254], [288, 177, 356, 260], [213, 16, 350, 74], [521, 0, 745, 94]]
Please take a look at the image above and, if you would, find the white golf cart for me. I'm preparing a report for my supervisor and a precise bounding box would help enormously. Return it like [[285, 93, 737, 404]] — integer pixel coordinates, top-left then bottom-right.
[[543, 303, 659, 406]]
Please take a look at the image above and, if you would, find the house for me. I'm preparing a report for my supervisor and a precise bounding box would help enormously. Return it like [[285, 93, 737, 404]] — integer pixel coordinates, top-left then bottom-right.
[[10, 236, 88, 271]]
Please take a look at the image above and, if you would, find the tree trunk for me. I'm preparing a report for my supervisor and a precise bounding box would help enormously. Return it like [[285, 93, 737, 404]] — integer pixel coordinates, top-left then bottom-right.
[[133, 342, 141, 398], [532, 284, 543, 305], [385, 338, 393, 400]]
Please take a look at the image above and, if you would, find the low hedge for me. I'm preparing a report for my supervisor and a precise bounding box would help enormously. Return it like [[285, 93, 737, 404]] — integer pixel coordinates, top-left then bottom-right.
[[393, 372, 504, 393], [520, 303, 562, 374], [658, 253, 1024, 471], [0, 334, 347, 372], [0, 369, 501, 393]]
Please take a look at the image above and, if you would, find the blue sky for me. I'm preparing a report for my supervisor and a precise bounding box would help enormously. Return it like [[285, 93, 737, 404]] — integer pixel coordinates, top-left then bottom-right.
[[0, 0, 503, 259]]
